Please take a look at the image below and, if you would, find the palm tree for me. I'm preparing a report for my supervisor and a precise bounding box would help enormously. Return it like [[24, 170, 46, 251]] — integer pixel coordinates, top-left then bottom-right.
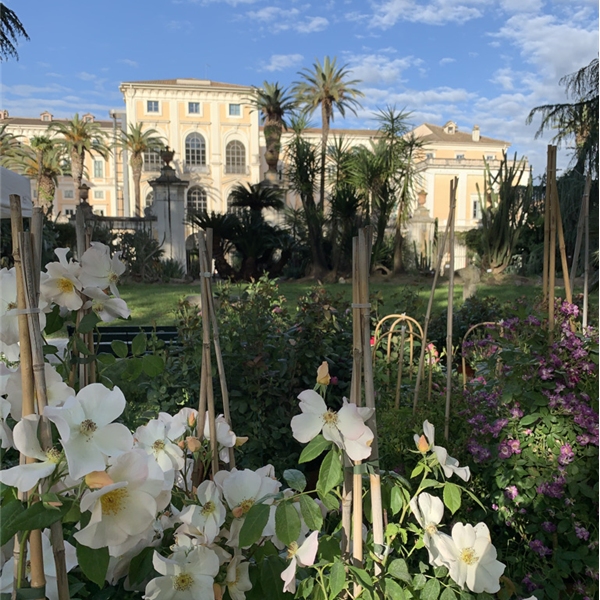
[[252, 81, 296, 179], [0, 3, 29, 61], [48, 113, 111, 199], [120, 123, 165, 215], [228, 181, 284, 214], [4, 139, 67, 208], [292, 56, 364, 209], [0, 123, 20, 160]]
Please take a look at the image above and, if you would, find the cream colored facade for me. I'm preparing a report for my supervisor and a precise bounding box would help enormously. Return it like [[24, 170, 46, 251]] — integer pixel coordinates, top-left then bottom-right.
[[2, 80, 524, 256]]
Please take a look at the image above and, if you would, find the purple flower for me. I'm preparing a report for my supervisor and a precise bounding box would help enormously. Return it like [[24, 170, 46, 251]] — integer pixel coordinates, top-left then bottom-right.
[[537, 476, 566, 499], [522, 574, 540, 592], [508, 438, 521, 454], [558, 443, 575, 465], [504, 485, 518, 501], [529, 539, 553, 557], [490, 418, 509, 437], [510, 405, 524, 419], [541, 521, 557, 533], [539, 367, 553, 380], [575, 525, 590, 541], [498, 441, 513, 460]]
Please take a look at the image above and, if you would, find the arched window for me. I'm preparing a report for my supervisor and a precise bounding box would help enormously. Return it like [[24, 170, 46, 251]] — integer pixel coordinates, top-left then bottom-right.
[[225, 140, 246, 174], [187, 186, 207, 213], [145, 191, 154, 208], [226, 194, 244, 216], [185, 133, 206, 166]]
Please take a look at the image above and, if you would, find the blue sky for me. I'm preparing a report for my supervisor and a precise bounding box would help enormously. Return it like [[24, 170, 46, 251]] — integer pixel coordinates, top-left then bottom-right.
[[1, 0, 598, 178]]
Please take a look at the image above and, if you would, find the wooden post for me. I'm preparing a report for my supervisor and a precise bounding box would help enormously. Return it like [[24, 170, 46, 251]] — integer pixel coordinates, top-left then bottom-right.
[[9, 196, 45, 600], [553, 181, 573, 304], [548, 147, 557, 342], [569, 176, 591, 293], [444, 179, 457, 441], [542, 147, 553, 303], [583, 174, 590, 328]]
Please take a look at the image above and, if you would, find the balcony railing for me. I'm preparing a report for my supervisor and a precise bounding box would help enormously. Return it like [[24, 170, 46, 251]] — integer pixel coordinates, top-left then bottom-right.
[[183, 162, 210, 174], [421, 157, 500, 168], [224, 165, 249, 175]]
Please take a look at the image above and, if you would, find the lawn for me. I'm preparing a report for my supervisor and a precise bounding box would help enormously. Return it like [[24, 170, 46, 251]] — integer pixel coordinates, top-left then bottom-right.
[[103, 273, 585, 328]]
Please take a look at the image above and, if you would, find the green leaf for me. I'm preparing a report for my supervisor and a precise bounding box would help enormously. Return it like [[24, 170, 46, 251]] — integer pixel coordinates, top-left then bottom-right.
[[317, 491, 339, 511], [275, 502, 301, 546], [299, 495, 323, 531], [519, 413, 540, 426], [348, 566, 373, 589], [384, 578, 406, 600], [413, 574, 427, 590], [131, 332, 147, 356], [2, 501, 71, 545], [421, 578, 441, 600], [77, 312, 101, 334], [142, 354, 164, 377], [128, 546, 156, 587], [443, 483, 461, 515], [283, 469, 307, 492], [0, 499, 25, 546], [44, 305, 64, 336], [239, 503, 271, 547], [74, 335, 92, 356], [77, 543, 109, 588], [388, 559, 412, 584], [111, 339, 128, 358], [440, 588, 458, 600], [329, 559, 346, 598], [390, 486, 404, 515], [123, 357, 144, 381], [260, 555, 294, 600], [316, 449, 343, 496], [96, 353, 116, 365], [297, 577, 314, 599], [299, 434, 332, 464]]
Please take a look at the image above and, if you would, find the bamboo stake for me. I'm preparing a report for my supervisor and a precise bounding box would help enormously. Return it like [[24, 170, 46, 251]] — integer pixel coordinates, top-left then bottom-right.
[[31, 207, 43, 297], [19, 234, 70, 600], [583, 173, 590, 328], [340, 469, 353, 558], [201, 230, 235, 468], [413, 180, 457, 413], [542, 147, 552, 303], [9, 196, 45, 600], [548, 147, 557, 343], [444, 179, 457, 441], [198, 231, 219, 478], [569, 176, 591, 293], [553, 181, 573, 304]]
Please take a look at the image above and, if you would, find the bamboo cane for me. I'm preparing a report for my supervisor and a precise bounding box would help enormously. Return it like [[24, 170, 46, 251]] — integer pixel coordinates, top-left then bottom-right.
[[341, 469, 353, 558], [9, 196, 46, 600], [553, 181, 573, 304], [548, 147, 557, 343], [542, 147, 552, 303], [394, 325, 406, 409], [198, 231, 219, 477], [19, 234, 70, 600], [31, 207, 43, 297], [201, 229, 235, 467], [413, 181, 456, 413], [583, 173, 590, 328], [444, 179, 457, 441], [569, 176, 591, 293]]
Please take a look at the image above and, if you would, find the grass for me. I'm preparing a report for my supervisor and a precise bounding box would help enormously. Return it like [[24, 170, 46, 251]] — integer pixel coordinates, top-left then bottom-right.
[[97, 273, 588, 328]]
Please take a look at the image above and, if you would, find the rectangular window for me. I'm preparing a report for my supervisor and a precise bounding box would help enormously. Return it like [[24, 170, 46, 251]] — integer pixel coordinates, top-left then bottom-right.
[[188, 102, 200, 114], [456, 153, 465, 160], [65, 208, 74, 216], [485, 154, 495, 161], [93, 209, 105, 217], [94, 190, 104, 199], [93, 160, 104, 178], [472, 197, 481, 220], [63, 189, 74, 199], [147, 100, 159, 113], [144, 151, 162, 172], [228, 103, 241, 117], [426, 152, 434, 160]]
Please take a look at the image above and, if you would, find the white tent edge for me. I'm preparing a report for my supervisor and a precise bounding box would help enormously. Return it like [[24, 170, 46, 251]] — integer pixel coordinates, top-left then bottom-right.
[[0, 167, 33, 218]]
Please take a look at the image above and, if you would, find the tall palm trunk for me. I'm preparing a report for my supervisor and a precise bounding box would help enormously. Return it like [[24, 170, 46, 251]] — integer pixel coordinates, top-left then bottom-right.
[[319, 102, 331, 212], [71, 148, 84, 198], [131, 153, 143, 216], [264, 117, 283, 174], [38, 174, 56, 208]]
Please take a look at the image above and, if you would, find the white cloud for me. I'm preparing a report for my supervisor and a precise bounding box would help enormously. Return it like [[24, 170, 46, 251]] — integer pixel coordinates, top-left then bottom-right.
[[499, 0, 543, 13], [77, 72, 96, 81], [167, 20, 193, 32], [369, 0, 485, 28], [245, 7, 327, 33], [118, 59, 138, 68], [346, 53, 418, 85], [439, 57, 456, 66], [296, 16, 329, 33], [262, 53, 304, 72], [490, 67, 515, 90]]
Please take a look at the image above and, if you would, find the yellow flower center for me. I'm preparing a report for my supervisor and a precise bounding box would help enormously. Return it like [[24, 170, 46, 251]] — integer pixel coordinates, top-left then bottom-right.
[[322, 410, 338, 426], [201, 501, 215, 516], [46, 448, 61, 463], [239, 498, 254, 514], [459, 547, 478, 565], [57, 277, 75, 294], [153, 439, 165, 452], [425, 523, 438, 535], [287, 541, 299, 559], [79, 419, 97, 436], [100, 487, 129, 515], [108, 271, 119, 284], [173, 573, 194, 591], [92, 300, 105, 312]]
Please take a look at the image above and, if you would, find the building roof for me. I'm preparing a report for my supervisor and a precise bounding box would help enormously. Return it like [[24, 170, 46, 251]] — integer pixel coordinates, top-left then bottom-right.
[[120, 78, 252, 90], [416, 123, 510, 146], [0, 116, 113, 127]]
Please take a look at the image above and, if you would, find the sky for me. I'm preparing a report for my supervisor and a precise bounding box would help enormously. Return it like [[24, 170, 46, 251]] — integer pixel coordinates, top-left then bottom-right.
[[1, 0, 598, 179]]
